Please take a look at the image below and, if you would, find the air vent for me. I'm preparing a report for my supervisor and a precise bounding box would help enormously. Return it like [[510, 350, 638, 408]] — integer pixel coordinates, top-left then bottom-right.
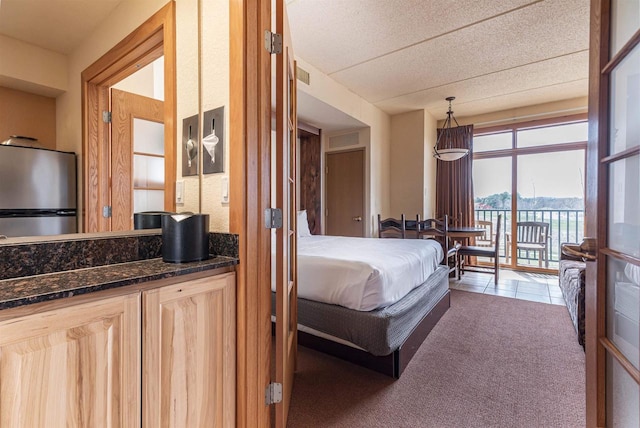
[[329, 132, 359, 149], [296, 66, 310, 85]]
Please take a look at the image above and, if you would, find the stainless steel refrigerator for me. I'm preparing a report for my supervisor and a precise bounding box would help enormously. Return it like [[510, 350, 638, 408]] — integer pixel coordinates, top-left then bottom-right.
[[0, 145, 77, 237]]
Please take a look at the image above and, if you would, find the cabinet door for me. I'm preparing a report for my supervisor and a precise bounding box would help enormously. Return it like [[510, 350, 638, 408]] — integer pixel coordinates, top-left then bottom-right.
[[143, 272, 236, 428], [0, 293, 141, 427]]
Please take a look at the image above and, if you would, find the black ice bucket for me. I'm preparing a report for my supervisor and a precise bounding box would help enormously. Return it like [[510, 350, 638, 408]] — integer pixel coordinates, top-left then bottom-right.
[[161, 213, 210, 263], [134, 211, 174, 229]]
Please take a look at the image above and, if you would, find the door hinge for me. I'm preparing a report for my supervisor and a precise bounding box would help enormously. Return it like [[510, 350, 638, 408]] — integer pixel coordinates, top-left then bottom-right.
[[265, 208, 283, 229], [102, 205, 112, 218], [265, 382, 282, 405], [102, 111, 112, 123], [264, 30, 283, 54]]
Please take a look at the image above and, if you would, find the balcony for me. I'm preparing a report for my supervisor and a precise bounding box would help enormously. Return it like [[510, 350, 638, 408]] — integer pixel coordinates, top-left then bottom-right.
[[474, 209, 585, 270]]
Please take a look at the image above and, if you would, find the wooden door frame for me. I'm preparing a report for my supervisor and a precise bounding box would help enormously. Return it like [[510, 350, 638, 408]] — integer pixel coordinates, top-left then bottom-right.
[[586, 0, 640, 425], [325, 147, 366, 237], [585, 1, 608, 425], [230, 0, 273, 426], [81, 2, 176, 232]]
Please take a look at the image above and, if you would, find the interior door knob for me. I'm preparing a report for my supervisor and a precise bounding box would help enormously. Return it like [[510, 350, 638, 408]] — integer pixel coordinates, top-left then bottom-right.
[[352, 216, 362, 222]]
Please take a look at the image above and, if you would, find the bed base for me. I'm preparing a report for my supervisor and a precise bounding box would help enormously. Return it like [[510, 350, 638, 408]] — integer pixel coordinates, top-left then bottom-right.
[[296, 290, 451, 379]]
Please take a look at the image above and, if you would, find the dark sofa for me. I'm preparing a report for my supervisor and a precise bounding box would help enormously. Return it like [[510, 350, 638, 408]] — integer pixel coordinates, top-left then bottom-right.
[[558, 244, 587, 348]]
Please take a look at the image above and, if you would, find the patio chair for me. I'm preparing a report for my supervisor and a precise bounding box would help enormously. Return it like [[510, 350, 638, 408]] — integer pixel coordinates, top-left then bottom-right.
[[506, 221, 551, 268], [475, 220, 494, 247]]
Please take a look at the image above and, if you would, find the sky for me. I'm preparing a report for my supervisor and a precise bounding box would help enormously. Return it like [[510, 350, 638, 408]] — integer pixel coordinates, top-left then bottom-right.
[[473, 123, 587, 199]]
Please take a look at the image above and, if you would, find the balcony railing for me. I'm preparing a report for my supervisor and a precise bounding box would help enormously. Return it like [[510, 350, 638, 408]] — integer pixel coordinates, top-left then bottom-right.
[[474, 209, 585, 268]]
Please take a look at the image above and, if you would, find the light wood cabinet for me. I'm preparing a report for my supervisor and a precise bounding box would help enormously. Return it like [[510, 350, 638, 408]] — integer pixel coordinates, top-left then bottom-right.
[[143, 272, 236, 428], [0, 270, 235, 428], [0, 293, 141, 427]]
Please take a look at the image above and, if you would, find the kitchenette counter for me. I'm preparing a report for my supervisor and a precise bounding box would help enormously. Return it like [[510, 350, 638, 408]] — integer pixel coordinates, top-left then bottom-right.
[[0, 255, 238, 310]]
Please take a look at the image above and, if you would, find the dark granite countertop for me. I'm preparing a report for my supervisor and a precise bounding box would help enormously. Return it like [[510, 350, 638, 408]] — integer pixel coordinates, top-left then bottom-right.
[[0, 255, 238, 311]]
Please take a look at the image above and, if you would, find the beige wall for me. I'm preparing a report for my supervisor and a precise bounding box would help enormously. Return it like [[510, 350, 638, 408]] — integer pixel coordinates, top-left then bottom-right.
[[295, 57, 391, 236], [0, 35, 67, 97], [390, 110, 424, 218], [452, 96, 588, 129], [175, 0, 201, 217], [423, 110, 437, 218], [200, 0, 230, 233], [0, 87, 56, 150], [388, 109, 437, 220]]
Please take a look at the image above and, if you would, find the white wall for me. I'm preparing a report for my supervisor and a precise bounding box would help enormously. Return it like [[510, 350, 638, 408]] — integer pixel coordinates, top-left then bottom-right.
[[296, 57, 391, 236], [111, 58, 163, 100]]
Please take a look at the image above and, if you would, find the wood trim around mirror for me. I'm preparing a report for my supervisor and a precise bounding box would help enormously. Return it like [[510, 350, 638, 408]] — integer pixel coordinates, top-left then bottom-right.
[[81, 2, 176, 232]]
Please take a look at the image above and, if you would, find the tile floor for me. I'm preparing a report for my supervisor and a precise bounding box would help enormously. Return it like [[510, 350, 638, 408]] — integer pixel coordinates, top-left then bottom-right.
[[449, 269, 564, 305]]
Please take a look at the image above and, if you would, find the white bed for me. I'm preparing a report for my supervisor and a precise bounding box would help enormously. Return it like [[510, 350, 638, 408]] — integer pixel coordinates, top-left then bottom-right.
[[295, 235, 444, 311], [272, 211, 451, 377]]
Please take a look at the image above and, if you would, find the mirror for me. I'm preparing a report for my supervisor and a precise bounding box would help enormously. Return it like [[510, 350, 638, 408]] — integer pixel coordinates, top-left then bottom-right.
[[0, 0, 230, 240]]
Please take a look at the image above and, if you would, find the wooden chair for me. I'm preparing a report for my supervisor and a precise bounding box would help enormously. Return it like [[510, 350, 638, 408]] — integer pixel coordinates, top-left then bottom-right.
[[506, 221, 550, 268], [378, 214, 406, 239], [457, 215, 502, 285], [403, 215, 419, 239], [417, 214, 459, 274], [475, 220, 494, 247]]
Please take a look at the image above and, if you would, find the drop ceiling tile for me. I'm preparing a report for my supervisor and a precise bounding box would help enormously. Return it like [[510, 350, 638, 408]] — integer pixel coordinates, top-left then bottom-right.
[[376, 51, 589, 116], [288, 0, 540, 74], [329, 0, 589, 104]]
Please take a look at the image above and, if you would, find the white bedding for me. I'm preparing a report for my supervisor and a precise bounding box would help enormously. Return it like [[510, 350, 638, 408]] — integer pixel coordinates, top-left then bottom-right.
[[294, 235, 443, 311]]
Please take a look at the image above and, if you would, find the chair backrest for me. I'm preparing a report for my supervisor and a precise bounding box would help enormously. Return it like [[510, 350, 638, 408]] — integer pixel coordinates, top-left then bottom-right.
[[516, 221, 549, 244], [378, 214, 406, 238], [494, 215, 502, 255], [475, 220, 494, 244], [417, 214, 449, 250], [404, 215, 419, 239]]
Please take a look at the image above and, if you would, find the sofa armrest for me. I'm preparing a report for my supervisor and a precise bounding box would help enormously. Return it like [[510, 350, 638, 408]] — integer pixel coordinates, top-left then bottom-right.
[[561, 243, 584, 261]]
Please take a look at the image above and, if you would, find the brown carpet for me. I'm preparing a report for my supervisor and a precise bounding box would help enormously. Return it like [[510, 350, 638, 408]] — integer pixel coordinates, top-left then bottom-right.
[[287, 290, 585, 428]]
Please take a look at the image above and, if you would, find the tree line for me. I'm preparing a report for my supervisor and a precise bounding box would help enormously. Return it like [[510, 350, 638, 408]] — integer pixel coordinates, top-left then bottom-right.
[[475, 192, 584, 210]]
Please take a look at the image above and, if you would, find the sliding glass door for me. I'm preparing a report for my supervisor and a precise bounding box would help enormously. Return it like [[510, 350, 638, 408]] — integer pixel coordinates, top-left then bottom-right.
[[473, 119, 587, 272]]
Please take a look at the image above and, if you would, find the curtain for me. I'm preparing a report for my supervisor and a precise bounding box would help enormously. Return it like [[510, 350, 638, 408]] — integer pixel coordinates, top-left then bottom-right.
[[435, 124, 475, 228]]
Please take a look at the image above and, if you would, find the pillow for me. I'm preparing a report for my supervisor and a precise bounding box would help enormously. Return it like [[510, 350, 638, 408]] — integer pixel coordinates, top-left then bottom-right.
[[297, 210, 312, 238]]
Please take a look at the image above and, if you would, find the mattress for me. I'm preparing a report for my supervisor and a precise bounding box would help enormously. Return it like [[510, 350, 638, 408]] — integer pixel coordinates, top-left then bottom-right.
[[292, 235, 443, 311], [291, 265, 450, 356]]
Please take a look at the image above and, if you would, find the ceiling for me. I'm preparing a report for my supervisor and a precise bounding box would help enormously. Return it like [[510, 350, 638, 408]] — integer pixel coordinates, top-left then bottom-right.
[[287, 0, 590, 120], [0, 0, 590, 125]]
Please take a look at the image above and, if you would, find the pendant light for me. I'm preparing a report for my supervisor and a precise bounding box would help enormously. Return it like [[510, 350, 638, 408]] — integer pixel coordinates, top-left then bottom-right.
[[433, 96, 469, 161]]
